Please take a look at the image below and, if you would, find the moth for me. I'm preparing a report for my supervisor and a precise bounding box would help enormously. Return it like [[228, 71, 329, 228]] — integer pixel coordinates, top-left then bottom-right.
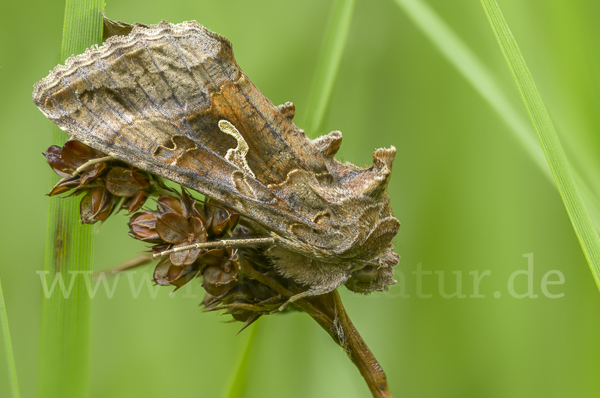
[[33, 19, 400, 301]]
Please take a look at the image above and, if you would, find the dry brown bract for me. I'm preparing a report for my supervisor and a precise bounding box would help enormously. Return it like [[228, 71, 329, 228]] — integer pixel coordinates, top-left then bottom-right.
[[44, 141, 155, 223]]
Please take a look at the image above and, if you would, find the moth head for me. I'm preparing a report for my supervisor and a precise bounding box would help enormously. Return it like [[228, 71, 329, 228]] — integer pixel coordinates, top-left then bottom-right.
[[345, 248, 399, 293]]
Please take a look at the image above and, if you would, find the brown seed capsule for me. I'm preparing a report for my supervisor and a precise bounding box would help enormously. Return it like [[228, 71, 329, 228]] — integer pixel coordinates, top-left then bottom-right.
[[153, 258, 202, 289], [44, 145, 72, 177], [202, 263, 238, 296], [157, 195, 185, 216], [106, 167, 151, 197], [44, 141, 156, 224], [128, 212, 161, 242], [61, 140, 105, 169], [121, 190, 151, 214]]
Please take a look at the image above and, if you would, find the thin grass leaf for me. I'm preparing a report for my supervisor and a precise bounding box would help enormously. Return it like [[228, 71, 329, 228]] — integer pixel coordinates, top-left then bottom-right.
[[222, 1, 357, 396], [392, 0, 600, 290], [393, 0, 551, 184], [303, 0, 357, 136], [221, 325, 258, 398], [38, 1, 104, 397], [0, 277, 20, 398], [479, 0, 600, 291], [394, 0, 600, 223]]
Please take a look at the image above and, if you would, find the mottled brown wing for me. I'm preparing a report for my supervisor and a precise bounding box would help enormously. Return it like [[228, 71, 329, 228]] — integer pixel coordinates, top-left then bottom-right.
[[33, 21, 328, 236]]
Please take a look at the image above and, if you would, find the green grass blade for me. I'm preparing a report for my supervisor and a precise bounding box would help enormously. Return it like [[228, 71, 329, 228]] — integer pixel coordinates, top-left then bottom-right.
[[393, 0, 551, 184], [220, 325, 258, 398], [38, 1, 104, 397], [303, 0, 357, 136], [479, 0, 600, 291], [393, 0, 600, 291], [0, 277, 20, 398], [222, 2, 356, 396], [392, 0, 600, 222], [393, 0, 600, 225], [394, 0, 600, 218]]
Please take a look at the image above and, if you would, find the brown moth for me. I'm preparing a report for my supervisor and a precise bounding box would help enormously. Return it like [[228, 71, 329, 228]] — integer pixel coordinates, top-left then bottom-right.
[[33, 20, 400, 301]]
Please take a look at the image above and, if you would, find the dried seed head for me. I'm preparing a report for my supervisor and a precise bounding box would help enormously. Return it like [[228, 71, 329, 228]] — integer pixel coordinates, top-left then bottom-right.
[[44, 140, 156, 224], [125, 189, 292, 323]]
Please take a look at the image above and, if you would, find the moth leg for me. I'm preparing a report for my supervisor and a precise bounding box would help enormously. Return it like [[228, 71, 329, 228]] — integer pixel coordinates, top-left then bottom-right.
[[72, 155, 115, 176], [267, 247, 351, 312], [271, 288, 325, 313], [270, 284, 343, 314]]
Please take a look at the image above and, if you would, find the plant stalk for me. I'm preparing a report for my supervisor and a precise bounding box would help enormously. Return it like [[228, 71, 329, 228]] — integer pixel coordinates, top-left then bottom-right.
[[0, 277, 20, 398], [238, 260, 393, 397], [38, 1, 103, 397], [301, 291, 393, 398], [481, 0, 600, 292]]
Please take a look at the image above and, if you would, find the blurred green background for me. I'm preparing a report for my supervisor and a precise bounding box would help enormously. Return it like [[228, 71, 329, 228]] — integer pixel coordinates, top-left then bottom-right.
[[1, 0, 600, 397]]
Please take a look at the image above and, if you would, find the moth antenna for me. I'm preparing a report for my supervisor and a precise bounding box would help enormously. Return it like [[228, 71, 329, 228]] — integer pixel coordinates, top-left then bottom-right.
[[92, 254, 153, 280], [152, 237, 275, 259], [72, 155, 115, 176]]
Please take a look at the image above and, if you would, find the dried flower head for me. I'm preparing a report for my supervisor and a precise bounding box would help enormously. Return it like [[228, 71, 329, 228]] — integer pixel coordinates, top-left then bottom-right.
[[44, 141, 155, 224], [126, 189, 298, 326]]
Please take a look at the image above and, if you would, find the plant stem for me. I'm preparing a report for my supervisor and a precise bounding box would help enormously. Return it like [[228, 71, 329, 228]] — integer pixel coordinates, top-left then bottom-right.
[[0, 277, 20, 398], [481, 0, 600, 292], [237, 260, 393, 397], [220, 325, 259, 398], [300, 291, 392, 398], [38, 1, 103, 397], [303, 0, 356, 136]]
